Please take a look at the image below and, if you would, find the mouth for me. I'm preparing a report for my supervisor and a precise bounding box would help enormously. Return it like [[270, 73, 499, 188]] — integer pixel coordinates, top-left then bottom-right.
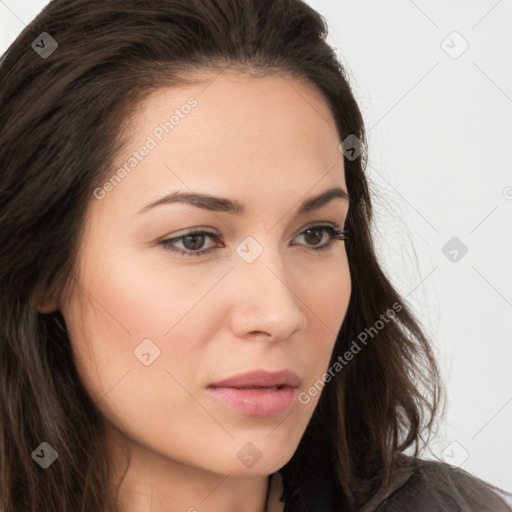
[[206, 369, 300, 417]]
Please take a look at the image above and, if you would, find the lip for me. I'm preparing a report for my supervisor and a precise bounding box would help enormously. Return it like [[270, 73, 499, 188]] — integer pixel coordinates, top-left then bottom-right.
[[207, 369, 300, 417], [209, 369, 300, 388]]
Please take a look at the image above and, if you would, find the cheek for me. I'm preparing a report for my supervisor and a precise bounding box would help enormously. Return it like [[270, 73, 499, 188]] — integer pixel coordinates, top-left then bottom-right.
[[62, 257, 222, 403], [296, 259, 351, 386], [299, 254, 351, 336], [62, 267, 219, 448]]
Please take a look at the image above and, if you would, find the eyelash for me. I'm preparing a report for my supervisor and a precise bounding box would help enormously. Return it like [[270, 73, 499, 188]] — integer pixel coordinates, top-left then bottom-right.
[[158, 224, 349, 258]]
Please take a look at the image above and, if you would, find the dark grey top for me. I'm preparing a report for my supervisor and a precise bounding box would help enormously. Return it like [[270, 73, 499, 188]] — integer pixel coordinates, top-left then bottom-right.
[[275, 456, 512, 511]]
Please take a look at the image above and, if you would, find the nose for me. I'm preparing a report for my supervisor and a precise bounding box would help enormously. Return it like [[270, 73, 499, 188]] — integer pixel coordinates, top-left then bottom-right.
[[226, 243, 308, 342]]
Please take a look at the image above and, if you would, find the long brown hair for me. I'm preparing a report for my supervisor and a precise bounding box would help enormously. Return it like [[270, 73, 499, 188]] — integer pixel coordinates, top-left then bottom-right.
[[0, 1, 444, 510]]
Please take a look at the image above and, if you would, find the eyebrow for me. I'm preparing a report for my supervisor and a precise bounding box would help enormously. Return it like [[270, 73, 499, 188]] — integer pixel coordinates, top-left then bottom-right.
[[136, 186, 349, 216]]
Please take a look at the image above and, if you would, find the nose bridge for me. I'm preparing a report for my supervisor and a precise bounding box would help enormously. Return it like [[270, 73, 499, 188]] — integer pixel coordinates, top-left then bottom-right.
[[229, 234, 307, 338]]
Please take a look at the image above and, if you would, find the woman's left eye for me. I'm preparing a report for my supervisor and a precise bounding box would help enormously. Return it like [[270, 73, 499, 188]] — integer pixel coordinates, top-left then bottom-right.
[[158, 224, 348, 258]]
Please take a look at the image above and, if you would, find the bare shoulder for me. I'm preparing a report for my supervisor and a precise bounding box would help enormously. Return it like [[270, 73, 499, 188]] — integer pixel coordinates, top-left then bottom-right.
[[376, 457, 512, 512]]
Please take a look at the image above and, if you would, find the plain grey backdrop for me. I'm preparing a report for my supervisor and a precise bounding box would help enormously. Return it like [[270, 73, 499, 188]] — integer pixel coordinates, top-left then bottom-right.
[[1, 0, 511, 497]]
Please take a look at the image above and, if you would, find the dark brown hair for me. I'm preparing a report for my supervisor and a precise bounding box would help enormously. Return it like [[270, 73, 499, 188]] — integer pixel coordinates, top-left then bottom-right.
[[0, 1, 450, 511]]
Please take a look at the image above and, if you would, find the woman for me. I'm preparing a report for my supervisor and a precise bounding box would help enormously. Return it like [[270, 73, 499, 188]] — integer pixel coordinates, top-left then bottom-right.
[[0, 0, 510, 511]]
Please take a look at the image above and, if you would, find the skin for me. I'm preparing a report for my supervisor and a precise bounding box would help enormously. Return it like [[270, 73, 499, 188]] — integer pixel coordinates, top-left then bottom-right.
[[48, 71, 351, 512]]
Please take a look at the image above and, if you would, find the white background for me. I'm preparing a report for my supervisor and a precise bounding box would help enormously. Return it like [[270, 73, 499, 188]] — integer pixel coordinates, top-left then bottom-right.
[[1, 0, 511, 497]]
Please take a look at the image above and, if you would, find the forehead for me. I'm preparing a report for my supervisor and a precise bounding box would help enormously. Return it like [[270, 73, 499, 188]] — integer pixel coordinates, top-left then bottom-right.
[[92, 71, 346, 218]]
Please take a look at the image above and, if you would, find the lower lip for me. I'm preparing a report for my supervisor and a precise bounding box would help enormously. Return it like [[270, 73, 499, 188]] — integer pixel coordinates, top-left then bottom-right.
[[206, 386, 297, 417]]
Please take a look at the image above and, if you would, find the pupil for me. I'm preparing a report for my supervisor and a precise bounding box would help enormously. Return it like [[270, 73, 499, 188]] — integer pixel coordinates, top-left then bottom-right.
[[305, 228, 322, 246]]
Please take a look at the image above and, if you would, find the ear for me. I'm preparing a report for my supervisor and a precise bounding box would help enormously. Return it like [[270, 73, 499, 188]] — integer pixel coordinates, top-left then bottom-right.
[[30, 286, 61, 314]]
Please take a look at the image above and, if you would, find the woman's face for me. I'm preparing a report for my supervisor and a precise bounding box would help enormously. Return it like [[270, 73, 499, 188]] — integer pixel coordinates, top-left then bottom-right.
[[59, 71, 351, 480]]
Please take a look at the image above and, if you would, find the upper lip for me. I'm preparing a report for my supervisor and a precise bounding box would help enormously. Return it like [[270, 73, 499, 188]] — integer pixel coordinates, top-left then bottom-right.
[[209, 369, 300, 388]]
